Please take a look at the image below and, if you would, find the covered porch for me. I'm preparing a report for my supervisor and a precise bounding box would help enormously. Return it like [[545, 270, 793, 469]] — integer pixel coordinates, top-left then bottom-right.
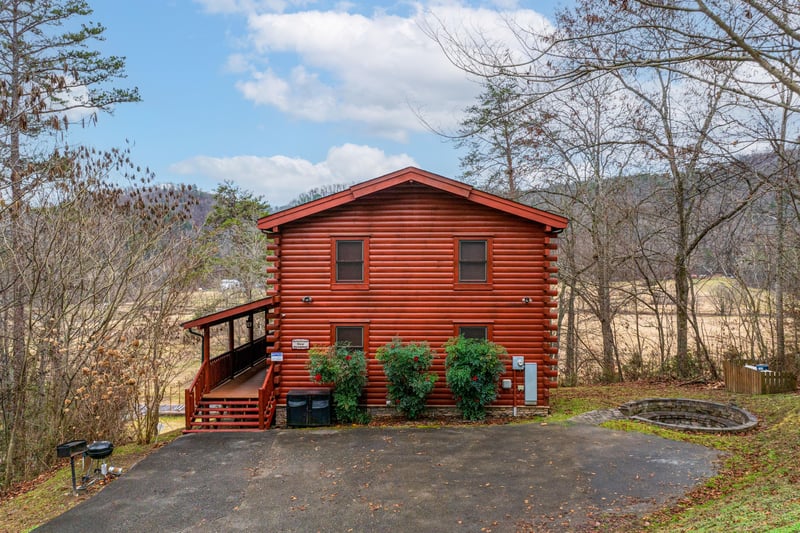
[[182, 297, 279, 431]]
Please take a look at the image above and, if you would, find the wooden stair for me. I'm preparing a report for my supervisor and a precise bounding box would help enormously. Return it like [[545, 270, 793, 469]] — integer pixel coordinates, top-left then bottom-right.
[[185, 397, 264, 432]]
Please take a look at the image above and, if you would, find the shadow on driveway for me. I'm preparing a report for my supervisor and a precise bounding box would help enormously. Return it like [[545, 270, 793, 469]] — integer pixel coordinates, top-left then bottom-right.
[[37, 422, 722, 532]]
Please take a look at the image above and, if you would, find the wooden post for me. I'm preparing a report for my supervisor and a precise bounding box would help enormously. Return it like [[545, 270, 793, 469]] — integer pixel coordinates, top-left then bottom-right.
[[228, 319, 235, 380], [203, 326, 211, 393]]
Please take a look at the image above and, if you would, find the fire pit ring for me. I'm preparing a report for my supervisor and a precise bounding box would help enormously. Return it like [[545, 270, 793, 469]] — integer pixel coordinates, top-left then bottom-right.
[[618, 398, 758, 433]]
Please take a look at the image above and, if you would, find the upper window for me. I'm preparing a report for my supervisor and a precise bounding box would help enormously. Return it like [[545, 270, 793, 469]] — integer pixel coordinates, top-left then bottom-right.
[[456, 238, 492, 286], [336, 240, 363, 282], [459, 240, 487, 282], [332, 237, 369, 288]]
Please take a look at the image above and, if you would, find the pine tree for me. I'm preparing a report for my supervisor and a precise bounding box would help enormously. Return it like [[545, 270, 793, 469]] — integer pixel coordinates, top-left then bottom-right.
[[0, 0, 138, 486], [204, 181, 270, 300]]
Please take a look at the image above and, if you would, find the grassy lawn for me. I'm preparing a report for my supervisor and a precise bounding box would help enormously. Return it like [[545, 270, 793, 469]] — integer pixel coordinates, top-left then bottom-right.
[[553, 383, 800, 532], [2, 386, 798, 532], [0, 418, 184, 533]]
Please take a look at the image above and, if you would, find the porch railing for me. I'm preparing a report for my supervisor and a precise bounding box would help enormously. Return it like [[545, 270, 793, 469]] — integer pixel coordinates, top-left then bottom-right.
[[206, 336, 268, 391], [258, 362, 276, 429]]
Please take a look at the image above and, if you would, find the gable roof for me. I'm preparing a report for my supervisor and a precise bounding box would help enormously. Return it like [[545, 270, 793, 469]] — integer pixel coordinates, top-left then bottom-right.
[[258, 167, 568, 232]]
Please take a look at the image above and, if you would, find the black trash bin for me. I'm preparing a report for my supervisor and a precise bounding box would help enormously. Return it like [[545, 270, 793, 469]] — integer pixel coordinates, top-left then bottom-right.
[[286, 388, 332, 427]]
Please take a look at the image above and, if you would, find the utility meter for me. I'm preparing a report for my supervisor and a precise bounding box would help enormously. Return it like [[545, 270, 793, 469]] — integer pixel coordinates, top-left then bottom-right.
[[512, 356, 525, 370]]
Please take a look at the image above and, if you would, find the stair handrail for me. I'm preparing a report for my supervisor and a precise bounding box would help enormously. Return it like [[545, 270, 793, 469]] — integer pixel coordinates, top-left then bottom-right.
[[185, 360, 208, 430], [258, 361, 275, 429]]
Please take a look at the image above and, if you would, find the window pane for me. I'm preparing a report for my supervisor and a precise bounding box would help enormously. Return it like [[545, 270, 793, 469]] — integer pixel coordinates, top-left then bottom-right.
[[460, 263, 486, 282], [459, 240, 487, 282], [459, 326, 488, 340], [336, 240, 363, 282], [336, 326, 364, 350], [337, 263, 363, 282], [337, 241, 363, 261], [460, 241, 486, 262]]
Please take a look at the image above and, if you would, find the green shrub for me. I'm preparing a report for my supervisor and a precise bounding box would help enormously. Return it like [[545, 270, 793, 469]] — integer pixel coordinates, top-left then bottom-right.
[[376, 338, 438, 420], [444, 336, 506, 421], [307, 344, 369, 424]]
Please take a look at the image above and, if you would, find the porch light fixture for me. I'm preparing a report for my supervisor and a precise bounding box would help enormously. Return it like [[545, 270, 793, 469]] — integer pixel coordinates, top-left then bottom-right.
[[302, 296, 313, 303]]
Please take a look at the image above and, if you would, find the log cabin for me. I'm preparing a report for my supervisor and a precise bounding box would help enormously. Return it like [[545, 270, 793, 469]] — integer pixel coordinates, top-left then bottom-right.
[[182, 167, 567, 431]]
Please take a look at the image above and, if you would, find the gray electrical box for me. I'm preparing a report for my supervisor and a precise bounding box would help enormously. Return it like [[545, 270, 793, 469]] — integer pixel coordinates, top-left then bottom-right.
[[524, 363, 537, 405], [511, 355, 525, 370]]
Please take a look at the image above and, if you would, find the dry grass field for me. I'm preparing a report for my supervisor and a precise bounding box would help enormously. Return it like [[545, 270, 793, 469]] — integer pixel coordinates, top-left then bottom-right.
[[569, 276, 787, 380]]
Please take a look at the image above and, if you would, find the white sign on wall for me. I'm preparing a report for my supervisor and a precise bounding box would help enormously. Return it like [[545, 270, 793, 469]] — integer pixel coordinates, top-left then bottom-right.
[[292, 339, 310, 350], [271, 352, 284, 362]]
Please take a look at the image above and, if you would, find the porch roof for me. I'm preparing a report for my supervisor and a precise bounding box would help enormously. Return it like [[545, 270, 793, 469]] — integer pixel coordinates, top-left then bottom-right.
[[181, 296, 275, 330]]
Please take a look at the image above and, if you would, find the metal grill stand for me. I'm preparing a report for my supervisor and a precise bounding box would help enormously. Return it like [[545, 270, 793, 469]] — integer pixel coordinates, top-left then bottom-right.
[[56, 440, 88, 496]]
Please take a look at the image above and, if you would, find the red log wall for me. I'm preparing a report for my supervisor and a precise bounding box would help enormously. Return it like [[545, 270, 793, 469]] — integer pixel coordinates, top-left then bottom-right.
[[266, 182, 559, 407]]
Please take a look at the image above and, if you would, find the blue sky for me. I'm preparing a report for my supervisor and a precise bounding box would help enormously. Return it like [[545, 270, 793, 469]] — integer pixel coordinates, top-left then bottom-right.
[[75, 1, 561, 207]]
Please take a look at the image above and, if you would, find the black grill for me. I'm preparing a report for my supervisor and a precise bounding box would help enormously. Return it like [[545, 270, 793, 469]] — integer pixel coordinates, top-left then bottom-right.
[[56, 440, 87, 458], [86, 440, 114, 459]]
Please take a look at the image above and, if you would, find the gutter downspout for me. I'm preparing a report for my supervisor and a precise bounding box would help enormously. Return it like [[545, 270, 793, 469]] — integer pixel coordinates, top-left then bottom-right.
[[187, 328, 204, 363]]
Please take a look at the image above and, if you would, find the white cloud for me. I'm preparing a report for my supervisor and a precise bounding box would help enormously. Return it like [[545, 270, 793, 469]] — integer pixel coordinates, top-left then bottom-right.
[[213, 2, 551, 140], [224, 53, 251, 73], [168, 143, 417, 206]]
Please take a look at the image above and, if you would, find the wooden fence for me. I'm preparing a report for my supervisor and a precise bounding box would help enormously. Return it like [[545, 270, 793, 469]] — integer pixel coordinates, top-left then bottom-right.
[[723, 361, 797, 395]]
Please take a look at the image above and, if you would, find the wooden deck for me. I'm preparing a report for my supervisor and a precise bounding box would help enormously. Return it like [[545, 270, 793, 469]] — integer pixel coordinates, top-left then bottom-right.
[[204, 361, 268, 399]]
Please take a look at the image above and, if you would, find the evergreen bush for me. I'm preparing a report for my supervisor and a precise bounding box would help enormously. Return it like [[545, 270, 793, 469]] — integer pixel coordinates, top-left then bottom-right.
[[376, 338, 437, 420], [307, 344, 369, 424], [444, 336, 506, 421]]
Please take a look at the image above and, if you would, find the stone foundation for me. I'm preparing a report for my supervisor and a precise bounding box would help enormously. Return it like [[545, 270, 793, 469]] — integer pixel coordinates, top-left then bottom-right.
[[272, 404, 549, 428]]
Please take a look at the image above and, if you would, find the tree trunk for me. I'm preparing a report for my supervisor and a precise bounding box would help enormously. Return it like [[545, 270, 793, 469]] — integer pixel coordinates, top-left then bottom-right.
[[674, 250, 691, 377], [594, 222, 617, 382], [5, 8, 26, 485], [564, 282, 578, 386], [773, 99, 790, 370]]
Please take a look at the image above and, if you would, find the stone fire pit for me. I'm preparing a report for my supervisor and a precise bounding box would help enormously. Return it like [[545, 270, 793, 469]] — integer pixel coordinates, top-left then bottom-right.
[[618, 398, 758, 433]]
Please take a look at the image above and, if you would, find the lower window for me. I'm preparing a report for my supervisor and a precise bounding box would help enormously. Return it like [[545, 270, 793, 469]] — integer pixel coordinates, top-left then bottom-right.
[[456, 325, 490, 340], [334, 325, 365, 351]]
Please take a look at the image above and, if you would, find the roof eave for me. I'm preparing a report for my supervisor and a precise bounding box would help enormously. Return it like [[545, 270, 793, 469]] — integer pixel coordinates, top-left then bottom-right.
[[257, 167, 568, 231], [181, 296, 276, 329]]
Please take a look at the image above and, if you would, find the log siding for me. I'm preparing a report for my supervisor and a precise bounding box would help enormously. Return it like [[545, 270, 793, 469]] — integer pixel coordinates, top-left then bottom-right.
[[264, 179, 562, 409]]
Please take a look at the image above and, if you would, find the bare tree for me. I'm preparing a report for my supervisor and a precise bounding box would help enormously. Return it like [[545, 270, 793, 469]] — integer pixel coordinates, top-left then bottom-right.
[[428, 1, 800, 110], [0, 0, 138, 486], [738, 22, 800, 370], [429, 0, 773, 379], [1, 147, 202, 483], [286, 183, 351, 208], [536, 77, 641, 382]]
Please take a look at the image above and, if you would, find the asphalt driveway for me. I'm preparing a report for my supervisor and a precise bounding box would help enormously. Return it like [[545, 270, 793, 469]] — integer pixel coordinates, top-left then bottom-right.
[[38, 421, 722, 532]]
